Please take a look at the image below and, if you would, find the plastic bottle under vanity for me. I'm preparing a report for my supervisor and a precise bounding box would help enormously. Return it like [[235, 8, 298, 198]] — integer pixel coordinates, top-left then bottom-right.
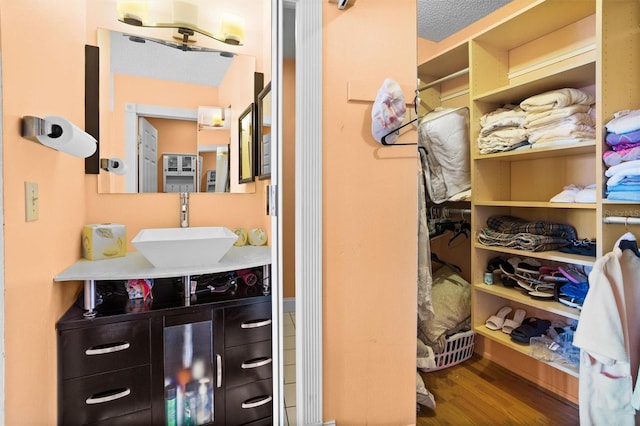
[[196, 378, 212, 424], [184, 381, 198, 426], [165, 385, 177, 426]]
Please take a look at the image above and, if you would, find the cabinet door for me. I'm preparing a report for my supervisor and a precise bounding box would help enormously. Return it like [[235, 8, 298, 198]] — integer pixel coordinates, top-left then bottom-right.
[[162, 309, 225, 426]]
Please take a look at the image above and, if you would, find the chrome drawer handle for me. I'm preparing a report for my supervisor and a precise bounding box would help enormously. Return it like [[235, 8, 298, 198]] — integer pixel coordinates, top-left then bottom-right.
[[240, 319, 272, 329], [241, 395, 272, 409], [85, 342, 130, 356], [86, 388, 131, 405], [216, 354, 222, 388], [241, 357, 272, 369]]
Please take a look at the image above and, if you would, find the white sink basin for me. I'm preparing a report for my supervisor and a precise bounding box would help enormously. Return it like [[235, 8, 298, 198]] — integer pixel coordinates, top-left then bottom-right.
[[131, 227, 238, 268]]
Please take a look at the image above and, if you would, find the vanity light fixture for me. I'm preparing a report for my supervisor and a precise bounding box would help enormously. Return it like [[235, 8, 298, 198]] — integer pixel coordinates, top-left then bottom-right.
[[198, 106, 232, 130], [124, 32, 236, 55], [117, 0, 246, 46]]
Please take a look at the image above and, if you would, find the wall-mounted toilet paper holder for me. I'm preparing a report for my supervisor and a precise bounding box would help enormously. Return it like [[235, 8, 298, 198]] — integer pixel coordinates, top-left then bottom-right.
[[21, 116, 56, 142], [21, 115, 97, 158], [100, 157, 128, 175]]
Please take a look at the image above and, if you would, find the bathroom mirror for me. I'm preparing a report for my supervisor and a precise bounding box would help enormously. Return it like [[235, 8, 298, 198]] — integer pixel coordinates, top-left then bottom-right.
[[238, 103, 255, 183], [96, 26, 263, 194], [256, 82, 271, 179]]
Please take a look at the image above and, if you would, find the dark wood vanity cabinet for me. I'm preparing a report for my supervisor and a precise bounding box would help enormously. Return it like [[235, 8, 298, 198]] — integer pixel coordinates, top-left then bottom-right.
[[57, 295, 272, 426]]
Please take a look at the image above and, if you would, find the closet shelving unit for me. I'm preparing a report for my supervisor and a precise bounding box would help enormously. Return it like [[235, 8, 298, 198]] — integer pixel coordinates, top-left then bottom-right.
[[471, 0, 598, 394], [417, 0, 640, 402]]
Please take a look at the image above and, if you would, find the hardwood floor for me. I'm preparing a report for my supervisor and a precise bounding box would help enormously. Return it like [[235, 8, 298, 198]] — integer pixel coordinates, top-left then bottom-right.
[[417, 355, 579, 425]]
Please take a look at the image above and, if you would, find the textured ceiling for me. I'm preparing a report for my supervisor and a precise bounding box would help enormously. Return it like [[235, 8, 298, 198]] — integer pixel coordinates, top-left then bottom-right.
[[417, 0, 512, 42]]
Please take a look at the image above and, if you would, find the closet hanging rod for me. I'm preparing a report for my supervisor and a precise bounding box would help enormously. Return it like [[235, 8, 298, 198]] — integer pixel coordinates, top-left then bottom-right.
[[429, 206, 471, 219], [603, 216, 640, 225], [417, 68, 469, 93]]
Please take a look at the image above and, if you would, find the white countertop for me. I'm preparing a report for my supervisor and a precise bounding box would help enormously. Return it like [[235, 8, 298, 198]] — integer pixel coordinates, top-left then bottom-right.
[[55, 246, 271, 281]]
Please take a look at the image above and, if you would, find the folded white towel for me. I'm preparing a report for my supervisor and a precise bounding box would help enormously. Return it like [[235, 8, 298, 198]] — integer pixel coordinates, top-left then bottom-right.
[[520, 88, 595, 112], [528, 123, 595, 143], [605, 159, 640, 177], [607, 167, 640, 186], [605, 109, 640, 134], [525, 106, 593, 128]]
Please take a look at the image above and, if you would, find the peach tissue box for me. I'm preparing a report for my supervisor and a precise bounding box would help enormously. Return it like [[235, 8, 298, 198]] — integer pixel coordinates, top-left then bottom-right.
[[82, 223, 126, 260]]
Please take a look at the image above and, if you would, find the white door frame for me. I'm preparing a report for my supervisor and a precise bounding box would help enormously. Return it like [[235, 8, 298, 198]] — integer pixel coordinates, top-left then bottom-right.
[[123, 103, 197, 192], [290, 0, 325, 424]]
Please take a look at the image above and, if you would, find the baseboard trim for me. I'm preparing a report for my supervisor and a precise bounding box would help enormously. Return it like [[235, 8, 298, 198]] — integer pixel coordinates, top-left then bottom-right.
[[283, 297, 295, 313]]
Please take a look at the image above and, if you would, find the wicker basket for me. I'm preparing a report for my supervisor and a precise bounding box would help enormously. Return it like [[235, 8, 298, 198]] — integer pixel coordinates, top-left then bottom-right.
[[422, 330, 475, 372]]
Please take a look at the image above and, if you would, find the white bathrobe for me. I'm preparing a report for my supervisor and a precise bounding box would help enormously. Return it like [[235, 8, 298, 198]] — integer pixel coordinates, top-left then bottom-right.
[[573, 232, 640, 425]]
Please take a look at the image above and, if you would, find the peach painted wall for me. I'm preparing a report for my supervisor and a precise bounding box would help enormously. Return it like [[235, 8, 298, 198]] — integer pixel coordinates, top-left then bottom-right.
[[283, 59, 295, 299], [322, 1, 418, 423], [0, 0, 90, 423], [0, 1, 269, 425]]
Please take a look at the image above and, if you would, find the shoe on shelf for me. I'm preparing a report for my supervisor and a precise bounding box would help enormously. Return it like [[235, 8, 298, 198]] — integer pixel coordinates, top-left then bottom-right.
[[510, 318, 552, 344], [502, 309, 526, 334], [558, 265, 589, 283], [486, 306, 512, 331], [575, 183, 596, 203], [550, 184, 581, 203]]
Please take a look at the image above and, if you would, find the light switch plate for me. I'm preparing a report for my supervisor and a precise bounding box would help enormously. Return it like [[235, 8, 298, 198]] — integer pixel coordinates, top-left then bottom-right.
[[25, 182, 39, 221]]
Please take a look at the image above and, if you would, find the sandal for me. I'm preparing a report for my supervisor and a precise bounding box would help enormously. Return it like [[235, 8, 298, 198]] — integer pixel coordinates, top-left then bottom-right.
[[486, 306, 512, 331], [510, 317, 551, 344], [502, 309, 526, 334], [558, 265, 588, 283]]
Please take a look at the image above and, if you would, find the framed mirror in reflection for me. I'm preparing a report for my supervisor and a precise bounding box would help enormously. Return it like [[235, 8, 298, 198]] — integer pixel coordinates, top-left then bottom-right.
[[96, 28, 258, 194], [256, 82, 271, 180], [238, 103, 255, 184]]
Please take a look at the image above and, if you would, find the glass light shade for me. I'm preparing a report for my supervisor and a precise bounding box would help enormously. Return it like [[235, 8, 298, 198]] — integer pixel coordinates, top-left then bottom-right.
[[198, 107, 231, 129], [219, 13, 245, 45], [117, 0, 150, 24]]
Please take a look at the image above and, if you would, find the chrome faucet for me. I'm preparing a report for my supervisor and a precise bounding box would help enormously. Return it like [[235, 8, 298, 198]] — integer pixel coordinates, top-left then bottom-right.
[[180, 192, 189, 228]]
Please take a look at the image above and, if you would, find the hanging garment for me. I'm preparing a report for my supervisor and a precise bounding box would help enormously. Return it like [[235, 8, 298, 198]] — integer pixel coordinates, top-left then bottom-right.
[[417, 150, 434, 321], [573, 232, 640, 425], [418, 107, 470, 203]]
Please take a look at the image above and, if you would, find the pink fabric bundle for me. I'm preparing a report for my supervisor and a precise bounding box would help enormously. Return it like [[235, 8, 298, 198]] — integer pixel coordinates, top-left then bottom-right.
[[371, 78, 406, 144]]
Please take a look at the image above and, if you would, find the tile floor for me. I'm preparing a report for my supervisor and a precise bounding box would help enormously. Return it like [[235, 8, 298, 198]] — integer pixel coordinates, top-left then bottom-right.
[[283, 312, 297, 425]]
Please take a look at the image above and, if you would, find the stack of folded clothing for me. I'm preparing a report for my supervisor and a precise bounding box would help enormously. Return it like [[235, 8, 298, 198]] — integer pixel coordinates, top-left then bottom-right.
[[477, 215, 577, 252], [477, 104, 527, 154], [520, 88, 596, 148], [604, 109, 640, 201]]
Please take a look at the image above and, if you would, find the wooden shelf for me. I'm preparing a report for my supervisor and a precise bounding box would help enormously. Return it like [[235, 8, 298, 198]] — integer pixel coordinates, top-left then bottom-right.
[[473, 140, 596, 161], [472, 58, 595, 105], [473, 283, 580, 321], [473, 244, 596, 267], [474, 201, 596, 209], [473, 325, 579, 377]]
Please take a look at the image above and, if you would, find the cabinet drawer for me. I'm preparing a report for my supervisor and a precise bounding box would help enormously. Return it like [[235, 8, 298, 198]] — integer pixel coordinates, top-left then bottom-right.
[[225, 302, 272, 347], [59, 319, 150, 379], [225, 340, 273, 387], [242, 417, 273, 426], [86, 409, 151, 426], [225, 378, 273, 426], [61, 365, 151, 425]]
